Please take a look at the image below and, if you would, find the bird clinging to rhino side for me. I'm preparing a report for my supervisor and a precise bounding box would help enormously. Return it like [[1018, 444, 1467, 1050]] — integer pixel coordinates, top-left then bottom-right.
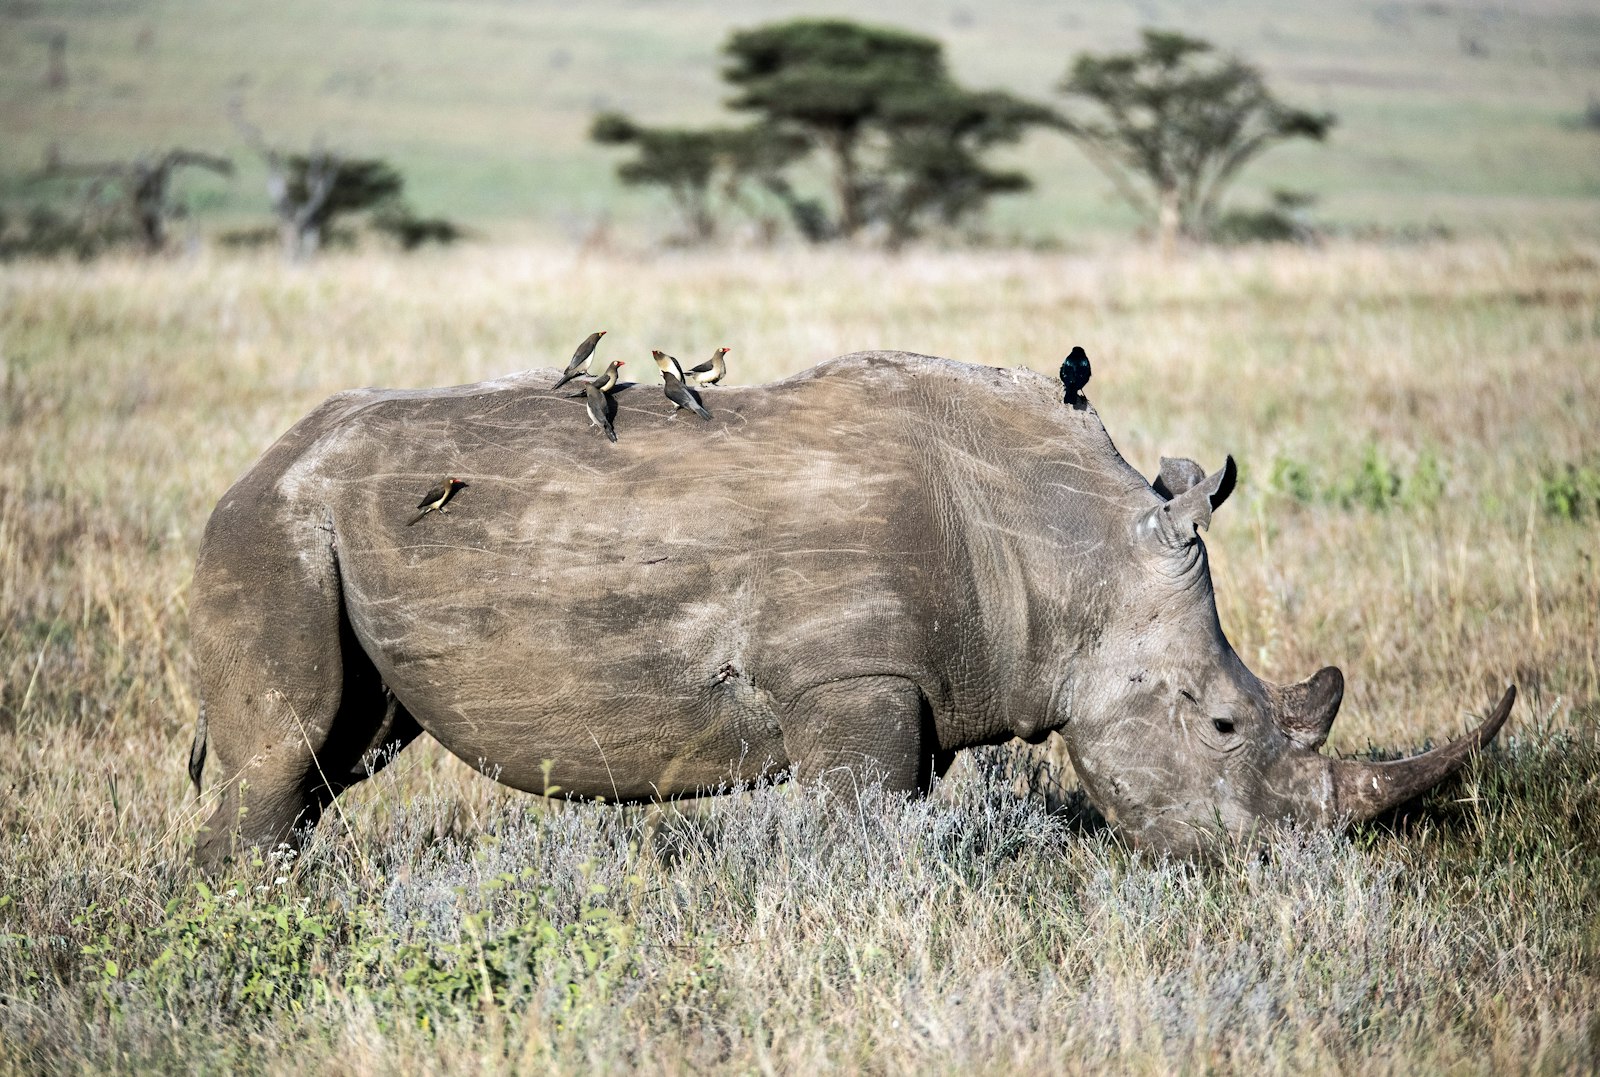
[[406, 476, 468, 525], [188, 351, 1513, 871]]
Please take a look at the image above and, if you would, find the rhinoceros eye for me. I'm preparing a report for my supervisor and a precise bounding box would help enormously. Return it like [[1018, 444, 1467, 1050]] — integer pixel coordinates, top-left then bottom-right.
[[1212, 718, 1236, 736]]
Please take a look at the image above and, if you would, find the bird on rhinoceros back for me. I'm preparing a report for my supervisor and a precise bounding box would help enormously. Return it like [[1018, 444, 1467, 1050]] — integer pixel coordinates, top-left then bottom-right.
[[662, 368, 712, 421], [568, 360, 624, 398], [582, 382, 618, 443], [651, 349, 686, 382], [1059, 345, 1091, 406], [685, 346, 730, 387], [551, 330, 606, 391], [407, 476, 468, 526]]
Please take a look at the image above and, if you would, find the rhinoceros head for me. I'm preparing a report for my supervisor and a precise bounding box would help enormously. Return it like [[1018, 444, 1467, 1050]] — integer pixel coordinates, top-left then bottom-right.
[[1058, 455, 1512, 856]]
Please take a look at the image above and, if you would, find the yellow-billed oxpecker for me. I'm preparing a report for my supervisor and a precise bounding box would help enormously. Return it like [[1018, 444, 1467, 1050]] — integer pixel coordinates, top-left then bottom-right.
[[551, 330, 606, 391], [407, 476, 469, 526]]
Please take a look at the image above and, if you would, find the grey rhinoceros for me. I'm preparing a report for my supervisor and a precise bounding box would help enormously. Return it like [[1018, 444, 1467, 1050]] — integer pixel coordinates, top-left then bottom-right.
[[188, 352, 1512, 868]]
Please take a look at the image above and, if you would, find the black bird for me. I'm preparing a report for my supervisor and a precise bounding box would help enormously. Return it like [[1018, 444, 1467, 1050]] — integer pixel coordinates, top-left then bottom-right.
[[582, 382, 618, 443], [408, 476, 468, 526], [662, 370, 712, 421], [552, 330, 606, 391], [1059, 346, 1091, 405]]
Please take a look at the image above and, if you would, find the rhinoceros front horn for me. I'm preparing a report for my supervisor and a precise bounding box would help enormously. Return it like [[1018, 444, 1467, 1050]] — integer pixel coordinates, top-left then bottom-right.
[[1329, 686, 1516, 822]]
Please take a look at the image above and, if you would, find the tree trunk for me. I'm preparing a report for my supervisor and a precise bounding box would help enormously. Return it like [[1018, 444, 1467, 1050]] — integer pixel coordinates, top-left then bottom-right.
[[826, 131, 862, 238], [1156, 185, 1180, 259]]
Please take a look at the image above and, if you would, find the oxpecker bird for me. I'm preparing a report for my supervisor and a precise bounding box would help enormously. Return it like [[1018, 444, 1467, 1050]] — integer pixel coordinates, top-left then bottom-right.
[[567, 359, 624, 397], [407, 476, 468, 526], [685, 346, 730, 387], [583, 382, 618, 443], [1059, 346, 1091, 406], [662, 369, 712, 421], [552, 330, 606, 391], [651, 349, 686, 381]]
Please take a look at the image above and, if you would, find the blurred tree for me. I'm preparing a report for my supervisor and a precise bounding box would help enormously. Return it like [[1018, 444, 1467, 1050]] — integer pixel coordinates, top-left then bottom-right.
[[591, 112, 808, 243], [1056, 30, 1335, 252], [370, 201, 466, 251], [229, 99, 452, 258], [722, 19, 1052, 242], [35, 149, 234, 253], [871, 87, 1055, 246], [44, 31, 67, 90]]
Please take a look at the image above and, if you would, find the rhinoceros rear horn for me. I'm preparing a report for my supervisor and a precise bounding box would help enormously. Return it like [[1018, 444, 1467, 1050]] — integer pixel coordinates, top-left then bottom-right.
[[1275, 665, 1344, 749], [1330, 685, 1515, 823], [1140, 455, 1237, 549]]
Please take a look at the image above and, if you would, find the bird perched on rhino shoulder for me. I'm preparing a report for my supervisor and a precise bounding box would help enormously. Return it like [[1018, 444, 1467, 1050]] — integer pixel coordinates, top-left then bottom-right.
[[651, 349, 686, 381], [685, 346, 730, 387], [408, 477, 469, 526], [1059, 345, 1091, 407], [568, 360, 624, 397], [551, 330, 606, 391], [662, 369, 712, 421]]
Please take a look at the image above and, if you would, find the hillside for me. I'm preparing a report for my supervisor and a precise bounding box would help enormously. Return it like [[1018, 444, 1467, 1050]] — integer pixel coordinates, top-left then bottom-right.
[[2, 0, 1598, 241]]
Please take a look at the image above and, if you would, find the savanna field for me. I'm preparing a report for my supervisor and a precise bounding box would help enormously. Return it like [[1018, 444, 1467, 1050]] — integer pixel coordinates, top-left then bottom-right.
[[0, 239, 1597, 1072]]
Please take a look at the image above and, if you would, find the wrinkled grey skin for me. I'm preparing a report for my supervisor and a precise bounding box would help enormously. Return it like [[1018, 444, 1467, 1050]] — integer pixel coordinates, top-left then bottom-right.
[[189, 352, 1511, 868]]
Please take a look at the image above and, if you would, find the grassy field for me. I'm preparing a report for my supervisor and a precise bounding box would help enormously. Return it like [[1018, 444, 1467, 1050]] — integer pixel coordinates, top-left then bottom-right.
[[1, 237, 1598, 1071], [2, 0, 1598, 240]]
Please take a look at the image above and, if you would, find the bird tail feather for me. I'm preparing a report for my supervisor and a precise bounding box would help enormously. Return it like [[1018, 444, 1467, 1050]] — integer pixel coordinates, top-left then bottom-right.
[[406, 509, 429, 526]]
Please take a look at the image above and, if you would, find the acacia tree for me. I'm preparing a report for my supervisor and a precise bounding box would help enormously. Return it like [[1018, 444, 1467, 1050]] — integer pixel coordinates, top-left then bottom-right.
[[871, 86, 1054, 246], [713, 18, 1049, 241], [720, 18, 1053, 242], [591, 113, 807, 243], [1056, 30, 1334, 250]]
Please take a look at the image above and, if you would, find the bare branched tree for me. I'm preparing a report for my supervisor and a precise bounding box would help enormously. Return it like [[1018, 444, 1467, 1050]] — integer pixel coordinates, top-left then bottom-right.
[[228, 97, 340, 261], [37, 149, 233, 253]]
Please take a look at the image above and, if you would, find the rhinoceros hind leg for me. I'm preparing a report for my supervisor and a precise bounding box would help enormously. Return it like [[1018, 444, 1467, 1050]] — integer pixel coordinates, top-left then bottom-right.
[[192, 566, 416, 875], [782, 675, 944, 798]]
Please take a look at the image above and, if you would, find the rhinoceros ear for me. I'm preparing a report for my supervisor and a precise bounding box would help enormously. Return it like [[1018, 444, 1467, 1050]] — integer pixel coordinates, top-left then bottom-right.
[[1140, 455, 1236, 549], [1152, 457, 1207, 500]]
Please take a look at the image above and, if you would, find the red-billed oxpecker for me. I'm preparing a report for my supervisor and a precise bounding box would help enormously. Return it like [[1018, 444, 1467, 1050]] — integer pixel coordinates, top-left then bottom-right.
[[551, 330, 606, 391], [407, 477, 468, 526]]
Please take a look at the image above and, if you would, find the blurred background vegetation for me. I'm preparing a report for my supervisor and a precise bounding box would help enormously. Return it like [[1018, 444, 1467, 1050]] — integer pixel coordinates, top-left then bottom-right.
[[2, 0, 1597, 251]]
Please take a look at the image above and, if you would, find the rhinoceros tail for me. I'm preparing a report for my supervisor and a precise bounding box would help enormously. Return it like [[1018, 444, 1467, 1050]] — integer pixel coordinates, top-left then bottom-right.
[[188, 703, 208, 796]]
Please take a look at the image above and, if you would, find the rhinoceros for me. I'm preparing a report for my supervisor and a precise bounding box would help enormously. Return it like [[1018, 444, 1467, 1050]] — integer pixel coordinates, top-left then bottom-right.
[[188, 352, 1512, 868]]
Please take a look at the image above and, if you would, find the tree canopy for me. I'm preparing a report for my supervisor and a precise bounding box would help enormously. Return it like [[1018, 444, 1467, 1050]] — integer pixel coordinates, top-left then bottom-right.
[[1057, 30, 1335, 247], [594, 18, 1053, 245]]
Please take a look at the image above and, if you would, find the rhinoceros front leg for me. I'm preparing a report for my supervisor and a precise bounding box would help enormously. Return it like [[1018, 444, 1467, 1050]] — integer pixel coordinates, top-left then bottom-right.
[[782, 675, 947, 797]]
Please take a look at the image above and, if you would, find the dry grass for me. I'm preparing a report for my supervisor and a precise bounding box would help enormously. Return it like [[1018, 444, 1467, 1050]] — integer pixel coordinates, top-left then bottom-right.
[[2, 239, 1599, 1073]]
